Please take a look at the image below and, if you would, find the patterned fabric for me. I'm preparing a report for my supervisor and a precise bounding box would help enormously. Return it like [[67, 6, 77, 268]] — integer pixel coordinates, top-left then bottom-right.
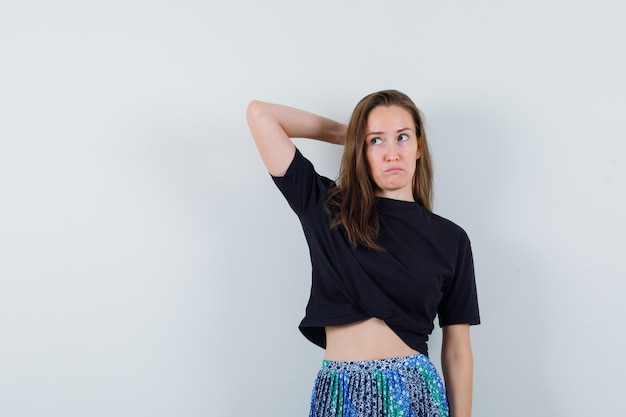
[[310, 354, 449, 417]]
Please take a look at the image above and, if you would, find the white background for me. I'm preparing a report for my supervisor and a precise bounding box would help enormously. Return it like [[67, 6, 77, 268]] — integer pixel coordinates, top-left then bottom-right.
[[1, 1, 625, 416]]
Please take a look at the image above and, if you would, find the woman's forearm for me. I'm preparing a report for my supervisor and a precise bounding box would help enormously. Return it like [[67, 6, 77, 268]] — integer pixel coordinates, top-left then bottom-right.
[[246, 100, 345, 176], [247, 100, 345, 145], [441, 325, 474, 417]]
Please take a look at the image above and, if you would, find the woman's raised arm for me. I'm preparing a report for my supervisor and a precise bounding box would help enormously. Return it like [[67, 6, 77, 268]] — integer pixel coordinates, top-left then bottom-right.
[[246, 100, 346, 176]]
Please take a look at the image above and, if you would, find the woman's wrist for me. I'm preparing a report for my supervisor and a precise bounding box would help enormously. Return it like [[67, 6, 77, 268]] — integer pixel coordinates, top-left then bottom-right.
[[333, 123, 347, 146]]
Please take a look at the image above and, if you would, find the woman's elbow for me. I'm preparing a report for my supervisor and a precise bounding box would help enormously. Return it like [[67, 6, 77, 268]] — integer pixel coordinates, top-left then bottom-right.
[[246, 99, 267, 122]]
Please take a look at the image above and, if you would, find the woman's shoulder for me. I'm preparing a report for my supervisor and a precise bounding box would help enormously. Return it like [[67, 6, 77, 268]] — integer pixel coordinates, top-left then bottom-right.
[[271, 147, 337, 216], [424, 210, 471, 244]]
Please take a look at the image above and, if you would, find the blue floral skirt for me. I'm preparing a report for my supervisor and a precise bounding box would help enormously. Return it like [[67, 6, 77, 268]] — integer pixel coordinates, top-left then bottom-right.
[[309, 354, 449, 417]]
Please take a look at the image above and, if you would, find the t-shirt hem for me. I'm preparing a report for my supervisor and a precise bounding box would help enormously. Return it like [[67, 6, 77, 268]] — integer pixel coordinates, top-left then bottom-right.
[[300, 312, 370, 329]]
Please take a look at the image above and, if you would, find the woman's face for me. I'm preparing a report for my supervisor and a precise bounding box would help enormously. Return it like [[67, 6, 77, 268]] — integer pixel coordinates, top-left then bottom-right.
[[364, 105, 420, 201]]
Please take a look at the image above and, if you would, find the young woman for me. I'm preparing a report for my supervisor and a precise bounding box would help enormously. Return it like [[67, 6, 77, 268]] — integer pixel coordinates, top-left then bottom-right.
[[247, 90, 480, 417]]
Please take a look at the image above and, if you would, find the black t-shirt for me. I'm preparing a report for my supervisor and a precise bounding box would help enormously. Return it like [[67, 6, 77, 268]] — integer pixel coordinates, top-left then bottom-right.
[[272, 149, 480, 356]]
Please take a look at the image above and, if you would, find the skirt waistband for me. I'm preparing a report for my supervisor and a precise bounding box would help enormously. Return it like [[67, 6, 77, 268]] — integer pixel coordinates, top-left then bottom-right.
[[321, 354, 431, 372]]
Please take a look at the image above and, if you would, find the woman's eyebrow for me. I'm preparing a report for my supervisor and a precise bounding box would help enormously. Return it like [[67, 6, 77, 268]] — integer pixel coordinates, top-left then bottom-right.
[[365, 127, 413, 137]]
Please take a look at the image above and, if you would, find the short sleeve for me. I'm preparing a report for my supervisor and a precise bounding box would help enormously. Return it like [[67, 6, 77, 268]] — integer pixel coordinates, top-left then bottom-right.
[[271, 148, 331, 217], [438, 234, 481, 327]]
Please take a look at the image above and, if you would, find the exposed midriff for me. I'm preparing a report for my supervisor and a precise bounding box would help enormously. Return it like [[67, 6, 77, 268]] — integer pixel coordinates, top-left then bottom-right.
[[324, 317, 420, 361]]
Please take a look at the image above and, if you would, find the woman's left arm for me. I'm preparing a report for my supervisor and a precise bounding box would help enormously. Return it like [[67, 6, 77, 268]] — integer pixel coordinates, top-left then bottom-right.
[[441, 324, 473, 417]]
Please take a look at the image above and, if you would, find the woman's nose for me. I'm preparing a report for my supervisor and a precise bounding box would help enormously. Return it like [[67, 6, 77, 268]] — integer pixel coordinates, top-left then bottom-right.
[[386, 145, 399, 161]]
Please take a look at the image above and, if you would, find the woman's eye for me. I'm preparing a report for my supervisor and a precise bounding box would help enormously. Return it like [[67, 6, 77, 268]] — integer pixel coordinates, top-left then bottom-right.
[[398, 134, 409, 142], [370, 137, 382, 145]]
